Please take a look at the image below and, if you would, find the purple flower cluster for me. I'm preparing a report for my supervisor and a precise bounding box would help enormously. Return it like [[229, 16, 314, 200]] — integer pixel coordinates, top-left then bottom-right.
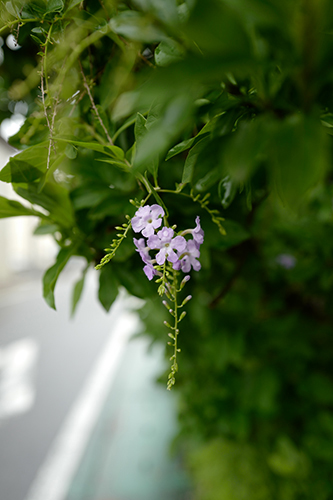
[[132, 204, 204, 280]]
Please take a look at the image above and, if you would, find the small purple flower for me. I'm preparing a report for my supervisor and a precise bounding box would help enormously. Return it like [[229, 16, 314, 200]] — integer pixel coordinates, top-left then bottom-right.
[[143, 262, 157, 281], [173, 239, 201, 273], [133, 238, 151, 264], [148, 227, 186, 265], [132, 204, 165, 238], [181, 216, 204, 246], [275, 254, 296, 270]]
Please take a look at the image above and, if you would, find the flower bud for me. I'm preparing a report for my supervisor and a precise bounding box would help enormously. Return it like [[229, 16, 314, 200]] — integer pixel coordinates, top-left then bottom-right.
[[180, 275, 190, 288]]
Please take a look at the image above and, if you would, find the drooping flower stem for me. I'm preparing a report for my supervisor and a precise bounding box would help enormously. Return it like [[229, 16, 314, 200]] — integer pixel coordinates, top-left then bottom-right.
[[166, 269, 180, 390]]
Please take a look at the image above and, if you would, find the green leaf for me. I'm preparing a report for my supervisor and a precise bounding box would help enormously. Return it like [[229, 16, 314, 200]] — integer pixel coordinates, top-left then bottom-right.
[[218, 175, 238, 208], [195, 168, 221, 192], [65, 0, 82, 12], [134, 94, 194, 171], [95, 158, 131, 171], [166, 137, 196, 161], [134, 112, 147, 142], [184, 0, 250, 56], [71, 264, 89, 317], [34, 223, 59, 235], [110, 11, 166, 43], [54, 138, 124, 160], [0, 143, 50, 183], [223, 119, 266, 183], [43, 246, 75, 309], [182, 137, 208, 185], [98, 263, 119, 312], [15, 182, 75, 228], [155, 39, 185, 67], [45, 0, 64, 13], [133, 112, 159, 181], [269, 115, 329, 209], [166, 114, 223, 160], [0, 196, 41, 219], [70, 184, 112, 210]]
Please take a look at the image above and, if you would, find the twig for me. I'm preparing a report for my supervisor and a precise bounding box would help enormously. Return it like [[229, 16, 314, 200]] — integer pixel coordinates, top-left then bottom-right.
[[79, 60, 114, 145]]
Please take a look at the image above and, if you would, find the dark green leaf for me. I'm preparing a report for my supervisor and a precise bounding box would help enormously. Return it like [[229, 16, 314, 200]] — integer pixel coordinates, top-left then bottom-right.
[[218, 175, 238, 208], [43, 246, 75, 309], [215, 219, 250, 249], [269, 115, 329, 209], [182, 137, 208, 185], [98, 263, 119, 312], [15, 182, 75, 228], [71, 265, 89, 316]]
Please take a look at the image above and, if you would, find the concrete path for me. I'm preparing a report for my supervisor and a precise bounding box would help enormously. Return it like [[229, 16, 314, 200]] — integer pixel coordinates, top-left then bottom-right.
[[0, 264, 191, 500]]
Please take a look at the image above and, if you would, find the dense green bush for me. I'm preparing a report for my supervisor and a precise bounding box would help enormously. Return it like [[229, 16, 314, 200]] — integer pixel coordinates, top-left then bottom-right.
[[1, 0, 333, 497]]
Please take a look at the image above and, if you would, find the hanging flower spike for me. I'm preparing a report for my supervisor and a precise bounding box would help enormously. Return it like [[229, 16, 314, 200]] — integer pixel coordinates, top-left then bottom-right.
[[173, 239, 201, 273], [148, 227, 186, 265], [181, 216, 204, 247], [132, 204, 165, 237]]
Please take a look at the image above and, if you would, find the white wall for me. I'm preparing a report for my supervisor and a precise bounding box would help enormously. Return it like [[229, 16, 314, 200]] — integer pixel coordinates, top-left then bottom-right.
[[0, 138, 56, 284]]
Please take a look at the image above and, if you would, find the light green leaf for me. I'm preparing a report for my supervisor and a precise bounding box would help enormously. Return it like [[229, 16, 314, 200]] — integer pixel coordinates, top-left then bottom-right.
[[155, 39, 185, 67], [0, 196, 41, 219], [54, 138, 124, 160], [0, 143, 49, 183], [45, 0, 64, 13], [134, 112, 147, 142], [43, 246, 75, 309], [110, 11, 166, 43]]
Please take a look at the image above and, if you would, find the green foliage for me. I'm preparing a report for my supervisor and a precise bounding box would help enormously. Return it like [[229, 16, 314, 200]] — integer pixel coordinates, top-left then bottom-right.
[[1, 0, 333, 496]]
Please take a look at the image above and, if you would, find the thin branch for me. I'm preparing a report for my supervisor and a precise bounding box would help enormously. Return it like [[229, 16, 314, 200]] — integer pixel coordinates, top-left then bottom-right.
[[79, 60, 114, 145]]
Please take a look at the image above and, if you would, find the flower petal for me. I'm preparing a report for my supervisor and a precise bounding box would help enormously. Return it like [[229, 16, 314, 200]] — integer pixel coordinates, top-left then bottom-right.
[[172, 235, 187, 252], [150, 204, 165, 219]]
